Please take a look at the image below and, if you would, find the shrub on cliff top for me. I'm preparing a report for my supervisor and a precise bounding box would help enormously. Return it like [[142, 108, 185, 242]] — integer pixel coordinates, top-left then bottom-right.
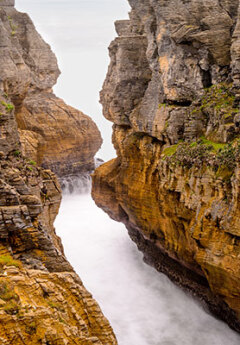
[[201, 83, 235, 112], [169, 140, 213, 168], [165, 137, 240, 174]]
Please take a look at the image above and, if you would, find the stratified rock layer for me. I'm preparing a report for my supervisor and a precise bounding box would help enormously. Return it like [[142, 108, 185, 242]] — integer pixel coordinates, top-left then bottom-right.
[[92, 0, 240, 332], [0, 89, 116, 344], [0, 1, 116, 344], [0, 0, 102, 177]]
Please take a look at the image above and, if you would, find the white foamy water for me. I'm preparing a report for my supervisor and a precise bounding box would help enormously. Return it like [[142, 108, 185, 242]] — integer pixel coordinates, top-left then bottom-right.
[[15, 1, 240, 343], [55, 191, 240, 345]]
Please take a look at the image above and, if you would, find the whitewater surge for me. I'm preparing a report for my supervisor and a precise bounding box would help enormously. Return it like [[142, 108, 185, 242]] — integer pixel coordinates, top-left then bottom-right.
[[55, 187, 240, 345]]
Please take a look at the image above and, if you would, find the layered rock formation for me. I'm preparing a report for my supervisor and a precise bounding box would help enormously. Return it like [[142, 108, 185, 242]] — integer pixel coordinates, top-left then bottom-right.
[[0, 1, 116, 343], [0, 93, 116, 344], [92, 0, 240, 332], [0, 0, 102, 177]]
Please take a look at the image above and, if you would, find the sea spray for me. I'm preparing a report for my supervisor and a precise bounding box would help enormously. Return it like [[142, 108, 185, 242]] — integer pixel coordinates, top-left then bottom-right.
[[55, 189, 240, 345], [59, 158, 104, 194]]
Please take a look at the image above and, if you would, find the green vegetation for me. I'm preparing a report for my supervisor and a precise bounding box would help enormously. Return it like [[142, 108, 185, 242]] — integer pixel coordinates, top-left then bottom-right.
[[0, 281, 20, 315], [3, 300, 20, 314], [215, 143, 237, 171], [158, 103, 167, 109], [58, 316, 66, 324], [0, 255, 22, 269], [1, 100, 14, 113], [47, 300, 64, 312], [165, 137, 240, 179], [199, 83, 237, 118], [28, 160, 37, 166], [7, 15, 17, 36], [13, 150, 21, 157], [25, 321, 37, 335], [163, 143, 179, 157], [198, 137, 226, 152], [164, 120, 169, 130], [0, 282, 19, 302]]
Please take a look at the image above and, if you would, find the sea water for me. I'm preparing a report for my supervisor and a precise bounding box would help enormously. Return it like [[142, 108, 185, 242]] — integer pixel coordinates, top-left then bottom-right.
[[55, 189, 240, 345], [15, 1, 240, 343]]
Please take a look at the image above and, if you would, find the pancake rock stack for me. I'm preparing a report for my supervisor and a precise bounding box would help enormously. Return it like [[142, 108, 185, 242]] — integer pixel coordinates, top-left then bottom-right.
[[0, 0, 102, 177], [0, 1, 116, 344], [92, 0, 240, 332]]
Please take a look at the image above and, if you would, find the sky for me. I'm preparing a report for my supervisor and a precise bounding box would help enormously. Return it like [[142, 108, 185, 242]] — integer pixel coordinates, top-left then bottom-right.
[[15, 0, 131, 160]]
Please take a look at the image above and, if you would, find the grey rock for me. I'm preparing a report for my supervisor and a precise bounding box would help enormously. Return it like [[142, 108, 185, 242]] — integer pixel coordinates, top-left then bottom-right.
[[0, 0, 15, 6], [101, 0, 239, 144]]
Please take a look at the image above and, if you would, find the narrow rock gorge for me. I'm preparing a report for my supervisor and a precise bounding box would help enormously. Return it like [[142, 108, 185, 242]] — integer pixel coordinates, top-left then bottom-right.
[[92, 0, 240, 332], [0, 1, 116, 344]]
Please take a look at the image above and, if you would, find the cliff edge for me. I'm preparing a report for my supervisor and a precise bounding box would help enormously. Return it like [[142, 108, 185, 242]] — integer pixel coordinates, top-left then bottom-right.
[[92, 0, 240, 332], [0, 1, 116, 344], [0, 0, 102, 177]]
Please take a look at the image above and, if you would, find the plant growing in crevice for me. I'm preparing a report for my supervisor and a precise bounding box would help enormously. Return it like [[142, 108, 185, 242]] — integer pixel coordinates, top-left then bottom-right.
[[0, 255, 22, 269], [28, 160, 37, 166], [7, 15, 18, 36], [165, 137, 240, 179], [1, 100, 14, 113], [0, 281, 20, 315], [13, 150, 21, 157]]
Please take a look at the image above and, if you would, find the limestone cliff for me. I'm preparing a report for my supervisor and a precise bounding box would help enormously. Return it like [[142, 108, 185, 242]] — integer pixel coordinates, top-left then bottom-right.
[[0, 1, 116, 344], [0, 0, 102, 177], [0, 93, 116, 344], [92, 0, 240, 332]]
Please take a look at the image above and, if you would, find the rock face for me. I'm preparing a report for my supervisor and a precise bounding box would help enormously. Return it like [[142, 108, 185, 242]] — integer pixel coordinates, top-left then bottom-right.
[[0, 0, 102, 177], [0, 1, 116, 344], [92, 0, 240, 332], [0, 92, 116, 344]]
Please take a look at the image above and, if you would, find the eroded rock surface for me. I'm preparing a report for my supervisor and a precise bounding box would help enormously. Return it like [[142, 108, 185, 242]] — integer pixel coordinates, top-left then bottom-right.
[[0, 1, 116, 344], [0, 0, 102, 177], [92, 0, 240, 332], [0, 89, 116, 343]]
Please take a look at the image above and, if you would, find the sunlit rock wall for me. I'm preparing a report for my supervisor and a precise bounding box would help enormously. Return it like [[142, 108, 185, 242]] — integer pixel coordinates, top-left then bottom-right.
[[0, 2, 116, 344], [92, 0, 240, 332]]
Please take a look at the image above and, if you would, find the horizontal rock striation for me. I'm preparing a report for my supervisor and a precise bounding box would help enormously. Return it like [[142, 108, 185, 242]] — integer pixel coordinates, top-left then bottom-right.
[[0, 1, 116, 344], [0, 0, 102, 177], [92, 0, 240, 332], [0, 91, 117, 344]]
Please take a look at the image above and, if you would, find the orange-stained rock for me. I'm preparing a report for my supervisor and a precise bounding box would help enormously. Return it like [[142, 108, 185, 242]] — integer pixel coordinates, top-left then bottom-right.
[[16, 93, 102, 176], [0, 91, 116, 343], [0, 2, 102, 177], [0, 267, 117, 345], [92, 0, 240, 332], [92, 127, 240, 332], [0, 2, 116, 343]]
